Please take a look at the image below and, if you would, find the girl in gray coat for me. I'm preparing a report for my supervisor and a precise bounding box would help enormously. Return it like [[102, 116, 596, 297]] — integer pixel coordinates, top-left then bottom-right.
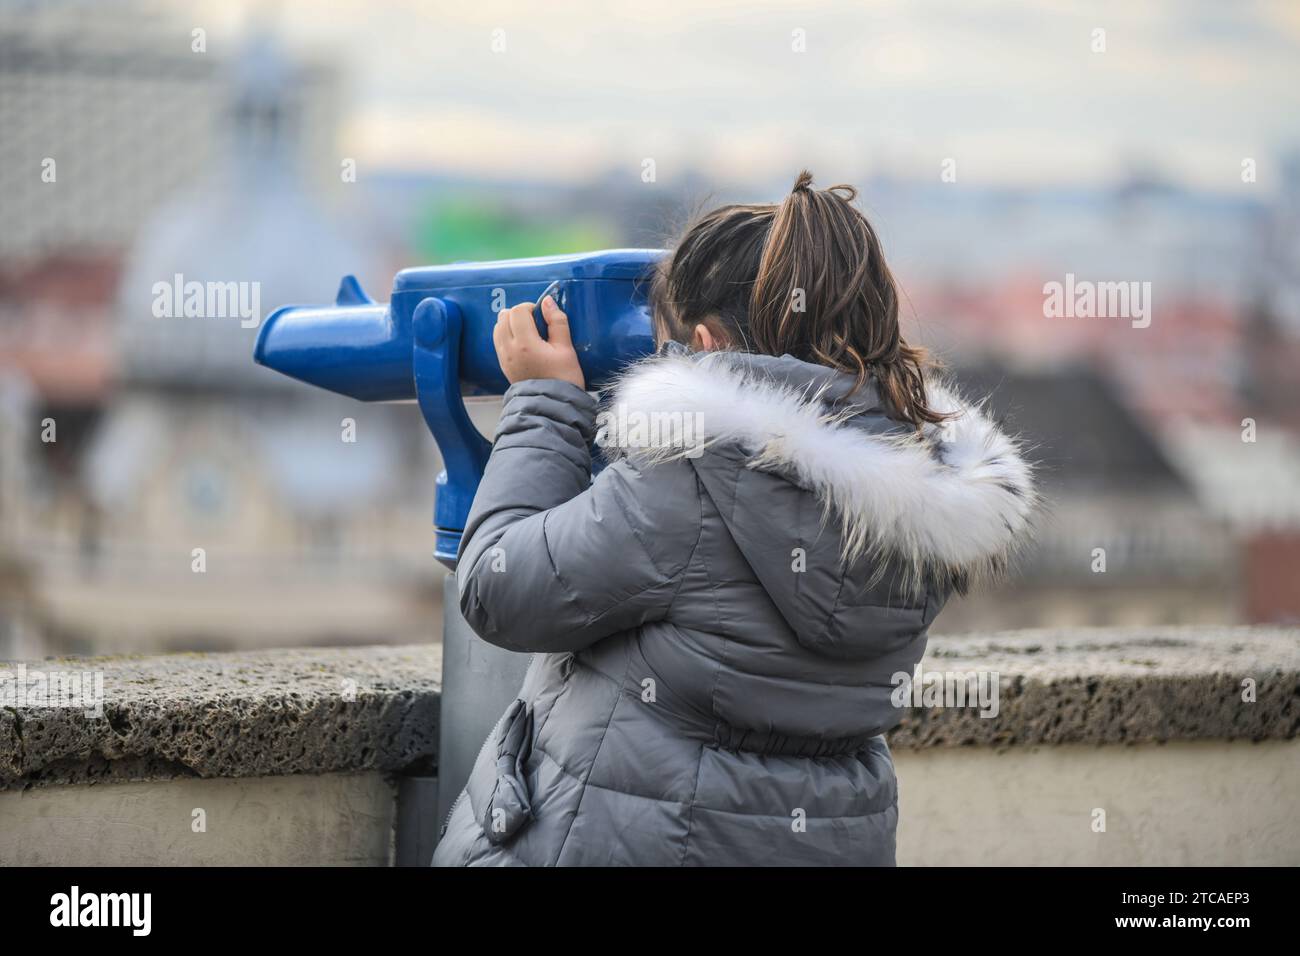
[[433, 171, 1035, 866]]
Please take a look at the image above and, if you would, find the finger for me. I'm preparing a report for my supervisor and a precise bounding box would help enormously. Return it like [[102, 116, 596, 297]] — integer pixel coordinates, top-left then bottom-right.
[[492, 317, 507, 353], [540, 295, 572, 346], [496, 308, 513, 339], [508, 303, 540, 341]]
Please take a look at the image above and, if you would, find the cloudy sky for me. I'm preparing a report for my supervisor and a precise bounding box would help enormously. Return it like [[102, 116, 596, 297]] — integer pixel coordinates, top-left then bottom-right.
[[191, 0, 1300, 192]]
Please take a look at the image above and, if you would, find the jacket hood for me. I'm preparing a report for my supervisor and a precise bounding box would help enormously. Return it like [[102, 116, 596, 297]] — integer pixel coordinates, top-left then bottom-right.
[[600, 346, 1037, 625]]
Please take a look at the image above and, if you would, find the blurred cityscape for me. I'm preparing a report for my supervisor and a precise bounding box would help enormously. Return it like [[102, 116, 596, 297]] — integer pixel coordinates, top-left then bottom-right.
[[2, 1, 1298, 658]]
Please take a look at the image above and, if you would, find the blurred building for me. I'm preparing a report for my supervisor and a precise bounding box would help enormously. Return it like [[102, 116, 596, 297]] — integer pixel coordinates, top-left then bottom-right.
[[0, 11, 439, 656], [1155, 156, 1300, 626], [0, 1, 342, 259], [936, 362, 1239, 633]]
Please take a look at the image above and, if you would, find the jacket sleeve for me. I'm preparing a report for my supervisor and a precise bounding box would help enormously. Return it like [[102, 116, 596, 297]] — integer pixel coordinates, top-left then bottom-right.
[[455, 378, 701, 653]]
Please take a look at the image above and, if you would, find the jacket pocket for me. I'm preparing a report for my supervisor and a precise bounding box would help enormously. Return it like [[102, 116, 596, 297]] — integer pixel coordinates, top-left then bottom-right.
[[480, 697, 535, 845]]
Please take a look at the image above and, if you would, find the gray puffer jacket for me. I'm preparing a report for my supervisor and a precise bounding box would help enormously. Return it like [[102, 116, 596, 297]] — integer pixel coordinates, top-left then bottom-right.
[[432, 345, 1034, 866]]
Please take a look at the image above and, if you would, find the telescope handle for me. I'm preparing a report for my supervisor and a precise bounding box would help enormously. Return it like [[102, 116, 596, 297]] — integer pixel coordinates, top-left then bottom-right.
[[412, 296, 493, 566]]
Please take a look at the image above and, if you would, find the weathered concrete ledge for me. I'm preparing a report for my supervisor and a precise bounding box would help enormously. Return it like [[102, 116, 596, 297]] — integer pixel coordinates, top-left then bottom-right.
[[0, 645, 442, 791], [890, 625, 1300, 748], [1, 626, 1296, 792]]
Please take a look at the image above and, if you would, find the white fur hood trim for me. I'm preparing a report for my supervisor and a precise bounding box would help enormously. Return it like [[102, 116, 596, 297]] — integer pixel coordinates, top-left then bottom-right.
[[601, 351, 1037, 585]]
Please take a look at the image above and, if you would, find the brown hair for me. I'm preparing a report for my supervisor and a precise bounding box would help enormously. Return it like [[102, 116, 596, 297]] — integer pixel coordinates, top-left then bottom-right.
[[650, 170, 947, 429]]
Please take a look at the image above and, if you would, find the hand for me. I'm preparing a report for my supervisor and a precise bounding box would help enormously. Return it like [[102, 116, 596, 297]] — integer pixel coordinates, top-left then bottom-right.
[[494, 295, 586, 390]]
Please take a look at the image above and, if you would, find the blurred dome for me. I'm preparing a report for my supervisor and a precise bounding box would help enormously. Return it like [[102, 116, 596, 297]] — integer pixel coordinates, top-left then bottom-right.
[[115, 33, 374, 388]]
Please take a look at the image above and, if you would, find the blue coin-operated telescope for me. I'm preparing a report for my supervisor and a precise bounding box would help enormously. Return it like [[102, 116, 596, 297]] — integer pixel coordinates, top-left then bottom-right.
[[254, 249, 663, 858], [254, 249, 662, 565]]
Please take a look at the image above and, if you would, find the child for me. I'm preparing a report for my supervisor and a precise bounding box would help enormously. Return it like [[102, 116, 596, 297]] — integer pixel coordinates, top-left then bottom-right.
[[432, 171, 1035, 866]]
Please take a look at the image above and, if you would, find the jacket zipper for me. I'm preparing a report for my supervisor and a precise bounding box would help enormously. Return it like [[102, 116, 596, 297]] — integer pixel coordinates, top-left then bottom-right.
[[439, 655, 537, 839], [439, 703, 511, 837]]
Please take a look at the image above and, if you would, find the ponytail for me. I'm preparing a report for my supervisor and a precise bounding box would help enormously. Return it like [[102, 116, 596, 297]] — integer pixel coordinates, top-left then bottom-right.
[[749, 170, 948, 429]]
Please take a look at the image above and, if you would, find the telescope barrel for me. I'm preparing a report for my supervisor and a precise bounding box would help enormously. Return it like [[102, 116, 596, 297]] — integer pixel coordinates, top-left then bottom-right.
[[254, 301, 409, 401], [253, 249, 662, 400]]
